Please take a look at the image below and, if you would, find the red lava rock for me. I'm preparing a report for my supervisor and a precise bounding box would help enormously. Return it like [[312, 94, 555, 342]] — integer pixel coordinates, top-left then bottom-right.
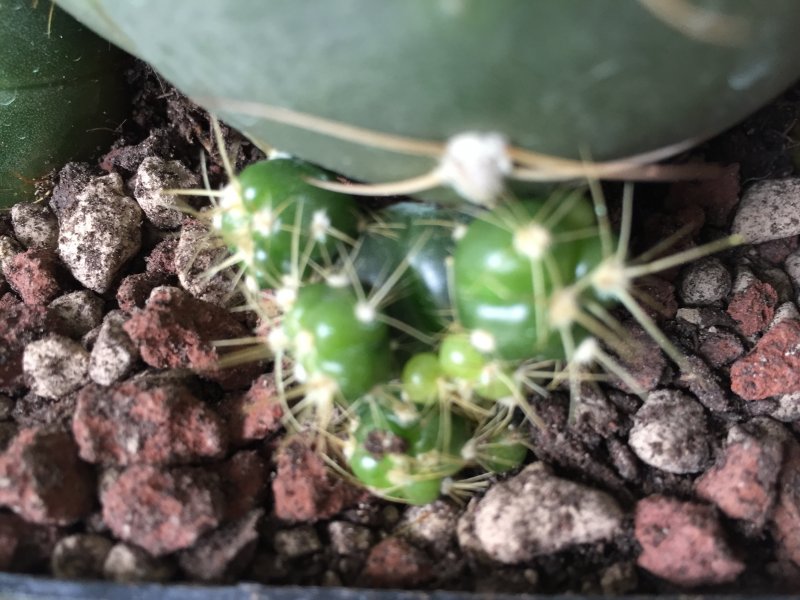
[[770, 442, 800, 568], [0, 299, 55, 394], [217, 450, 269, 521], [758, 236, 799, 265], [145, 238, 178, 276], [730, 319, 800, 400], [73, 378, 227, 466], [122, 286, 264, 389], [4, 249, 63, 306], [695, 420, 785, 527], [635, 495, 745, 587], [667, 163, 740, 228], [116, 272, 170, 313], [698, 329, 744, 368], [634, 277, 678, 321], [225, 375, 283, 446], [0, 428, 94, 525], [727, 280, 778, 337], [0, 513, 59, 572], [360, 537, 432, 589], [272, 436, 359, 523], [101, 464, 225, 557]]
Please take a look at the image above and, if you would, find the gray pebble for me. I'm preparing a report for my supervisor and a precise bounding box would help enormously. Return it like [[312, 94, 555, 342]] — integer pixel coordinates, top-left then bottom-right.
[[51, 534, 114, 579], [0, 394, 14, 420], [396, 500, 459, 557], [0, 235, 22, 274], [732, 179, 800, 244], [679, 257, 731, 305], [785, 247, 800, 297], [103, 543, 174, 583], [11, 203, 59, 250], [273, 526, 322, 559], [327, 521, 374, 556], [770, 392, 800, 422], [629, 389, 710, 474], [174, 224, 238, 306], [49, 290, 105, 339], [134, 157, 199, 229], [466, 463, 624, 563], [89, 311, 139, 386], [57, 173, 142, 293], [23, 335, 89, 399]]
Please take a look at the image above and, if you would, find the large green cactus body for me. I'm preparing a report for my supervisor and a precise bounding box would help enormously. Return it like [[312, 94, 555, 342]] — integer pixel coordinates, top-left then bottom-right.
[[0, 1, 126, 206], [54, 1, 800, 200]]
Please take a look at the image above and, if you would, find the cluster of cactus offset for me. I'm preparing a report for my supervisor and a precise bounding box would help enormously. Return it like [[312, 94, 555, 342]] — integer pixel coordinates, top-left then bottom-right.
[[199, 137, 738, 505]]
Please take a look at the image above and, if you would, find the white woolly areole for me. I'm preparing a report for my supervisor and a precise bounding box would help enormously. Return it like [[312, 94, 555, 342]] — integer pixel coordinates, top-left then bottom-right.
[[513, 223, 552, 260], [548, 288, 579, 329], [325, 271, 350, 288], [438, 132, 512, 205], [267, 327, 289, 353], [275, 286, 297, 311], [470, 329, 496, 354], [310, 209, 330, 242], [355, 301, 376, 323], [574, 337, 599, 366]]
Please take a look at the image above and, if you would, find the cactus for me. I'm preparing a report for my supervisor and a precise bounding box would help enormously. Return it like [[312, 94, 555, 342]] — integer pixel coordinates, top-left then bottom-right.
[[0, 1, 126, 206], [45, 1, 782, 504], [183, 138, 739, 504]]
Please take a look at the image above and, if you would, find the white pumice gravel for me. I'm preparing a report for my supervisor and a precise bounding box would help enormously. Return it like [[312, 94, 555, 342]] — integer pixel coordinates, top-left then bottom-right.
[[732, 178, 800, 244], [679, 257, 731, 306], [57, 173, 142, 293], [465, 463, 624, 563], [23, 335, 90, 399], [11, 203, 59, 250], [629, 389, 710, 474], [133, 156, 199, 229], [48, 290, 105, 339], [89, 311, 139, 386]]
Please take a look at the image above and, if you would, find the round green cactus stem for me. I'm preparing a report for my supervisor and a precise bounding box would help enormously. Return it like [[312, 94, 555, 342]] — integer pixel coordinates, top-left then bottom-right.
[[211, 158, 360, 293], [345, 393, 471, 504]]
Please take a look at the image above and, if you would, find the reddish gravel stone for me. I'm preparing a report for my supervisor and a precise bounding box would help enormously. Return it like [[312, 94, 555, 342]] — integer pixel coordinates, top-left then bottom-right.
[[727, 280, 778, 337], [225, 374, 283, 446], [0, 299, 55, 394], [361, 537, 432, 589], [4, 249, 63, 306], [771, 442, 800, 567], [73, 378, 227, 466], [667, 163, 740, 227], [758, 236, 799, 265], [122, 286, 264, 390], [634, 277, 678, 321], [116, 272, 170, 313], [730, 320, 800, 400], [272, 436, 359, 523], [145, 238, 178, 276], [101, 464, 225, 557], [217, 450, 269, 521], [698, 329, 744, 368], [635, 495, 745, 587], [695, 420, 786, 527], [0, 513, 59, 572], [0, 428, 94, 525]]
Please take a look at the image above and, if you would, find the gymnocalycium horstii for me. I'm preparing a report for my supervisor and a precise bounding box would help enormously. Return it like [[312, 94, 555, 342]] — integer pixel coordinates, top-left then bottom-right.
[[182, 121, 741, 505]]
